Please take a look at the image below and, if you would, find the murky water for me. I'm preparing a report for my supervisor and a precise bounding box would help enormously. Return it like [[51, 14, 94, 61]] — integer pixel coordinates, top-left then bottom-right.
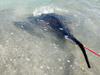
[[0, 0, 100, 75]]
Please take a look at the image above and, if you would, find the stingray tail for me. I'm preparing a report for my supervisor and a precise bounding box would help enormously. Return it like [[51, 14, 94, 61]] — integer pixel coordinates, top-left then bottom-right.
[[77, 42, 91, 68], [69, 35, 91, 68]]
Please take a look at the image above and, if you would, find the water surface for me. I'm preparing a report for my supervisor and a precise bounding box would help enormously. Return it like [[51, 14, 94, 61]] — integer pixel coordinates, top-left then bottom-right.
[[0, 0, 100, 75]]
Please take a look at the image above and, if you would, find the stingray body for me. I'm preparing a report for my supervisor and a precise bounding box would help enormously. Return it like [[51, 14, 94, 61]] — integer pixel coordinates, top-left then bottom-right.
[[39, 13, 91, 68]]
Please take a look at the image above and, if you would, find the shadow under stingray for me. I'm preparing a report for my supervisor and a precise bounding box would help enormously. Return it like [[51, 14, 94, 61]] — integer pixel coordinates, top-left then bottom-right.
[[14, 13, 91, 68]]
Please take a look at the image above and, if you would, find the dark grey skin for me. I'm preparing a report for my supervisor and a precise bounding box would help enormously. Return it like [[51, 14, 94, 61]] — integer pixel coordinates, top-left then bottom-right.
[[14, 13, 91, 68]]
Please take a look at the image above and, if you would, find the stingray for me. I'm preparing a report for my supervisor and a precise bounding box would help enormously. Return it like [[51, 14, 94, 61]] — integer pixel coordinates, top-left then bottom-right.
[[14, 13, 91, 68], [38, 13, 91, 68]]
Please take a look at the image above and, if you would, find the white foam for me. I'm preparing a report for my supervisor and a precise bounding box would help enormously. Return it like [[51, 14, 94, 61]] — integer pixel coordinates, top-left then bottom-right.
[[33, 5, 69, 16], [33, 5, 54, 16]]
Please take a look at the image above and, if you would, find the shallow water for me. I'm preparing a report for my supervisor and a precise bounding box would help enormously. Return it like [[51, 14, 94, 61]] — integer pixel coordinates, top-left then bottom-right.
[[0, 0, 100, 75]]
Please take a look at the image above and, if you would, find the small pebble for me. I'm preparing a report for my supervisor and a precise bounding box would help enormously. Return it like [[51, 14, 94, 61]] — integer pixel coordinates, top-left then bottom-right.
[[40, 66, 44, 69], [11, 32, 14, 35], [58, 58, 62, 62], [26, 58, 30, 61], [47, 66, 50, 69], [67, 60, 70, 63], [59, 66, 63, 70]]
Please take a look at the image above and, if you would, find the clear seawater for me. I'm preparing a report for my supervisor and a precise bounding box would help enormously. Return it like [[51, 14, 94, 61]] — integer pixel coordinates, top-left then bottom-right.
[[0, 0, 100, 75]]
